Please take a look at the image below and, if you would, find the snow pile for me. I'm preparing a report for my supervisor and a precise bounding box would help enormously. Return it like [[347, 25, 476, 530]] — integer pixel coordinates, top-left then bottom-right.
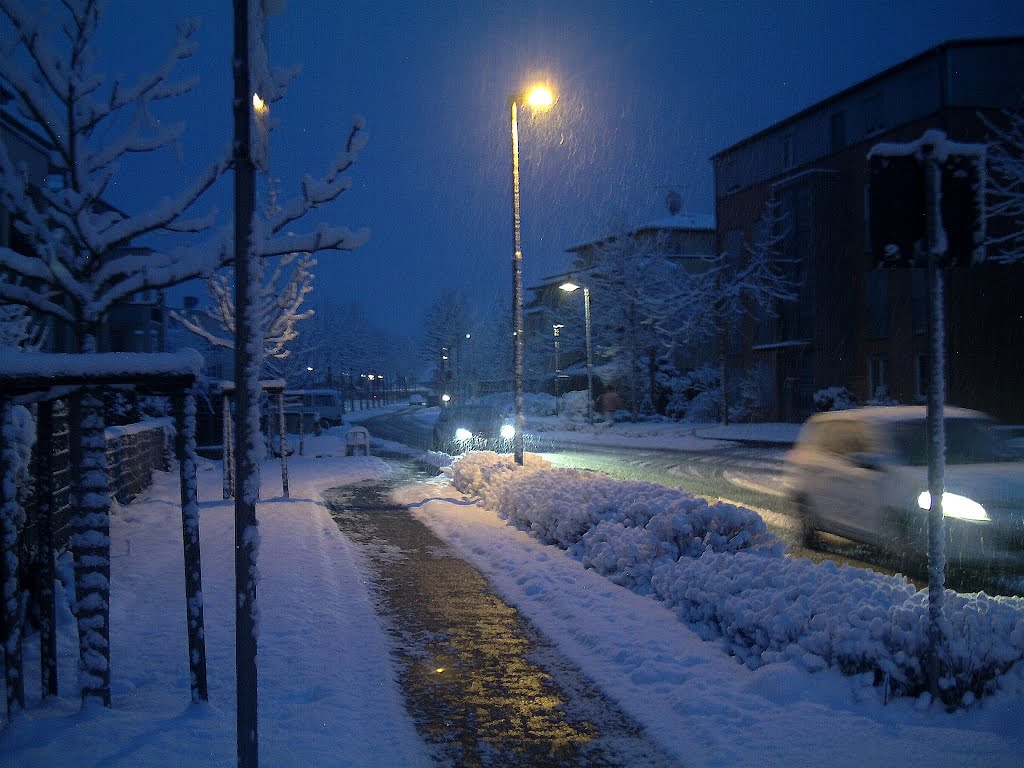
[[449, 451, 1024, 708]]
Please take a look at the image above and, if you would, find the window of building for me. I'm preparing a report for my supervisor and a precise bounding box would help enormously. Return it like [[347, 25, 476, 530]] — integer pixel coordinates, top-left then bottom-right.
[[830, 111, 846, 153], [863, 91, 885, 135], [866, 269, 889, 339], [868, 356, 887, 399]]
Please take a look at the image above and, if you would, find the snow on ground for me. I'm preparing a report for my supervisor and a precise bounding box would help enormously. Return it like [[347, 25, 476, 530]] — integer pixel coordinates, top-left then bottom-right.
[[3, 408, 1022, 767], [395, 469, 1024, 768], [0, 431, 432, 768]]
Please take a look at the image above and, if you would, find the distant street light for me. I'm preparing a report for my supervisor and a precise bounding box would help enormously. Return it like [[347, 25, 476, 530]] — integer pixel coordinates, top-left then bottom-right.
[[510, 84, 555, 465], [560, 280, 594, 424]]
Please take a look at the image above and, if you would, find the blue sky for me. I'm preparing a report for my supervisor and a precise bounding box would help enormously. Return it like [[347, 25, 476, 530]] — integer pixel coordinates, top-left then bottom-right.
[[98, 0, 1024, 338]]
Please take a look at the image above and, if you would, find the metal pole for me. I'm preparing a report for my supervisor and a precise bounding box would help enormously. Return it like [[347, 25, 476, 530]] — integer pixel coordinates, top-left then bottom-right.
[[175, 389, 209, 703], [231, 0, 259, 763], [583, 287, 594, 425], [511, 98, 525, 464], [923, 142, 947, 697]]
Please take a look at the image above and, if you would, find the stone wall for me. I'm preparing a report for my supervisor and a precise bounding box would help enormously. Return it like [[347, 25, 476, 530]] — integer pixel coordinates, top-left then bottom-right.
[[105, 419, 172, 504]]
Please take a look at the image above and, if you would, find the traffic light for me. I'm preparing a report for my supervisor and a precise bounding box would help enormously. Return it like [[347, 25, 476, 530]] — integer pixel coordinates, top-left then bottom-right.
[[868, 153, 926, 267], [940, 152, 985, 268]]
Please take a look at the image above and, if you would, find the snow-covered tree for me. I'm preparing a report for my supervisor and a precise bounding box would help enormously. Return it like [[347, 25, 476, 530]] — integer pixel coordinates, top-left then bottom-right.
[[0, 5, 230, 350], [170, 251, 316, 376], [0, 276, 45, 350], [0, 0, 368, 708], [980, 109, 1024, 263], [570, 224, 704, 421], [420, 290, 473, 394], [709, 193, 798, 423]]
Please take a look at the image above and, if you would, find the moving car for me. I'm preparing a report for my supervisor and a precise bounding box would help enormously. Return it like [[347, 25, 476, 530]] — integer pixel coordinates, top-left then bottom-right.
[[784, 406, 1024, 570], [432, 404, 516, 454], [408, 393, 427, 406]]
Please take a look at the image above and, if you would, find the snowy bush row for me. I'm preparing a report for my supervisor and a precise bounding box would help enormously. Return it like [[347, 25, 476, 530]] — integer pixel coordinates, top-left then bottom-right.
[[449, 451, 1024, 707]]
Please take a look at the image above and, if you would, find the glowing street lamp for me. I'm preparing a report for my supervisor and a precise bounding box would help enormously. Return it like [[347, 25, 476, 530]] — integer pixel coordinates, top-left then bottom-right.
[[510, 83, 555, 465], [560, 280, 594, 425]]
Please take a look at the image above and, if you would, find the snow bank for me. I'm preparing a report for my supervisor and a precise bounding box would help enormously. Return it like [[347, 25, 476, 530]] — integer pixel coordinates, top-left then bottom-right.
[[449, 451, 1024, 708]]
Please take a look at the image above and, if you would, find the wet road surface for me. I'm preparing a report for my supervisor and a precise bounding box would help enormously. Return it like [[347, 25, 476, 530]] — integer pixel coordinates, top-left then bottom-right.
[[323, 459, 680, 768]]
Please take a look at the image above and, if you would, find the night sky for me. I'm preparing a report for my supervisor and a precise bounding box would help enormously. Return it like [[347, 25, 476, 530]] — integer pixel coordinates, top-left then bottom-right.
[[97, 0, 1023, 339]]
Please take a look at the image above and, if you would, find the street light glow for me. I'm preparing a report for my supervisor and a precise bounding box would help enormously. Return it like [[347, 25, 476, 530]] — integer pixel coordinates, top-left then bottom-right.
[[525, 86, 554, 110], [560, 281, 580, 292], [252, 92, 268, 114]]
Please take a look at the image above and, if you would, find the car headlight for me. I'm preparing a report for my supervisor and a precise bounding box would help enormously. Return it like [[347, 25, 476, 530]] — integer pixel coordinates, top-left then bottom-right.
[[917, 491, 989, 522], [500, 424, 516, 440], [454, 427, 473, 441]]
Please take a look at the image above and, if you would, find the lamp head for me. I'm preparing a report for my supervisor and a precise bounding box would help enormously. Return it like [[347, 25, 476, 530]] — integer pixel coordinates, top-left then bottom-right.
[[559, 281, 580, 293], [525, 86, 554, 110]]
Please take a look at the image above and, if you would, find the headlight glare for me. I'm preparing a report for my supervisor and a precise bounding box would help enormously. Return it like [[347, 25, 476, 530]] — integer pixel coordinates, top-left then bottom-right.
[[917, 491, 989, 522], [454, 427, 473, 441], [500, 424, 516, 440]]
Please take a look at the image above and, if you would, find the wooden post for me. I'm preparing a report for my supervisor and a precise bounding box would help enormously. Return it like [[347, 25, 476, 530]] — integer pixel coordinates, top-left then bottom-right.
[[175, 390, 209, 702], [34, 400, 58, 697]]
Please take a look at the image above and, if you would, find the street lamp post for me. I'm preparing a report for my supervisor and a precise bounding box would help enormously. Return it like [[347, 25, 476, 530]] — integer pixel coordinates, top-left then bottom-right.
[[560, 281, 594, 424], [510, 84, 554, 465]]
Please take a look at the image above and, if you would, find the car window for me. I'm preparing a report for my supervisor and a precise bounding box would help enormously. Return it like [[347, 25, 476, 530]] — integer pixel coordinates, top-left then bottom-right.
[[816, 420, 870, 456], [889, 417, 1010, 465]]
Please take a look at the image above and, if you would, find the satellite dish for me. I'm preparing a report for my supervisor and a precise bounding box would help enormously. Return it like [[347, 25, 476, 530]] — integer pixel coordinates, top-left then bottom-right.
[[666, 190, 682, 215]]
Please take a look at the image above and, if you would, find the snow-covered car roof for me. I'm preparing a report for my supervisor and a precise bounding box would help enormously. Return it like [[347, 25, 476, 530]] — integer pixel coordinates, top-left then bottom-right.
[[805, 405, 989, 426]]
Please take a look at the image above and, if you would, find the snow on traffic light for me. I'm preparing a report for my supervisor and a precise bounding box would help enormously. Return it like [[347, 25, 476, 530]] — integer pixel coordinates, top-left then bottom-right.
[[867, 130, 985, 269]]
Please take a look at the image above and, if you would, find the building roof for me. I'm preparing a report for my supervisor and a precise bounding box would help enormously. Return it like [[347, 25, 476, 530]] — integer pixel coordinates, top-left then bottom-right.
[[633, 211, 716, 233], [711, 36, 1024, 161], [566, 211, 715, 253]]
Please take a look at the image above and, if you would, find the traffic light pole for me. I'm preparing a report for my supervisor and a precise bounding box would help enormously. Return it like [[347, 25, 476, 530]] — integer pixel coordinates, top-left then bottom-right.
[[922, 142, 947, 698]]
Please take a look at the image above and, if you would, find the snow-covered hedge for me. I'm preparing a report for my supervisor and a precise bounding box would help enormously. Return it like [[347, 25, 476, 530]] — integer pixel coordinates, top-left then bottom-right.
[[449, 451, 1024, 708]]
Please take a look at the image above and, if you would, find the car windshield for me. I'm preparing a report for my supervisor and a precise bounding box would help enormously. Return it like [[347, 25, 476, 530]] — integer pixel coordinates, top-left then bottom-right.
[[890, 417, 1012, 465]]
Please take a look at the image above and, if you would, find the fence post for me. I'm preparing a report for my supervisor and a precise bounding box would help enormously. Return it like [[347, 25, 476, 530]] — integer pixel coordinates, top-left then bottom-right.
[[34, 400, 58, 697]]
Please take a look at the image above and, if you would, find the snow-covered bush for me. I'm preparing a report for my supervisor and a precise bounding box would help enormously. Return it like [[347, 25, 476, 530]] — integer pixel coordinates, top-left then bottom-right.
[[450, 451, 1024, 708], [662, 365, 721, 422], [814, 386, 857, 411], [866, 386, 900, 406]]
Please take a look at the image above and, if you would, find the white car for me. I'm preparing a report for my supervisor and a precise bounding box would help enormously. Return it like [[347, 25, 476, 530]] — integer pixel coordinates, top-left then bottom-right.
[[784, 406, 1024, 570]]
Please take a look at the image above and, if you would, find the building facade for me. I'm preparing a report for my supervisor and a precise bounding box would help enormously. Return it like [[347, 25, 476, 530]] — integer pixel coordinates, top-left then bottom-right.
[[712, 38, 1024, 423]]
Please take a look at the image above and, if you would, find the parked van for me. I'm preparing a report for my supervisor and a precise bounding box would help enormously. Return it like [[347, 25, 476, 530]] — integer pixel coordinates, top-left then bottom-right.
[[283, 389, 344, 431]]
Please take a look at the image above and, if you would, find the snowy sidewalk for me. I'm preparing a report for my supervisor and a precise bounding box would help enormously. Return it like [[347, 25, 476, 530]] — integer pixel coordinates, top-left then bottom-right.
[[0, 434, 431, 768]]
